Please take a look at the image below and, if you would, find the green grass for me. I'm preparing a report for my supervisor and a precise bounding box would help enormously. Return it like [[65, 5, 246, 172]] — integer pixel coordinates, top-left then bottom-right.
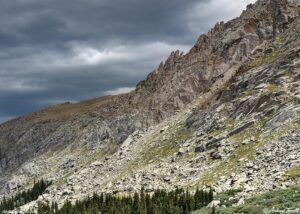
[[118, 123, 195, 180], [254, 47, 281, 67], [221, 112, 236, 130], [239, 88, 256, 99], [284, 69, 294, 78], [193, 186, 300, 214], [215, 189, 243, 207], [46, 142, 110, 188], [283, 164, 300, 182], [209, 128, 225, 138], [138, 125, 194, 165], [266, 84, 280, 94]]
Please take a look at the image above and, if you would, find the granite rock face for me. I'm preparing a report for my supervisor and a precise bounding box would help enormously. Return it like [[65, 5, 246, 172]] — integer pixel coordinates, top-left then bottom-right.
[[1, 0, 300, 212]]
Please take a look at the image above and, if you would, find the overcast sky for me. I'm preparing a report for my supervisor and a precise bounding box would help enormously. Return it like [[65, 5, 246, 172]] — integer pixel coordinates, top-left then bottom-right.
[[0, 0, 256, 123]]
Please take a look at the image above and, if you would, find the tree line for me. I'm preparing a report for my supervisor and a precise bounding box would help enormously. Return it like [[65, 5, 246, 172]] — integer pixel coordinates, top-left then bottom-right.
[[0, 179, 51, 213], [1, 179, 214, 214], [34, 187, 214, 214]]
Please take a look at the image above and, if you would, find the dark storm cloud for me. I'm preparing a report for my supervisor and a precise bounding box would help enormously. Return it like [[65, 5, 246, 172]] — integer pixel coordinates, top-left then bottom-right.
[[0, 0, 202, 46], [0, 0, 255, 123]]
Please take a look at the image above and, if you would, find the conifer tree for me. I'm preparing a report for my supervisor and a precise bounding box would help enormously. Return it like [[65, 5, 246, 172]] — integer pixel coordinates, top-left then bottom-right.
[[15, 185, 214, 214], [212, 205, 216, 214]]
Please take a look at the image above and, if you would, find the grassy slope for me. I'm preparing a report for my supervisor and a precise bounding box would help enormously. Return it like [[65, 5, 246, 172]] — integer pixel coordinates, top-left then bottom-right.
[[193, 186, 300, 214]]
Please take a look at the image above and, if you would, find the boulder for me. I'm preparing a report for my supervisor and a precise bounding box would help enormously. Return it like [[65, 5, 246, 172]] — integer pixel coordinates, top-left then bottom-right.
[[236, 198, 245, 206], [207, 200, 221, 208], [91, 161, 103, 167], [195, 144, 206, 153], [145, 185, 154, 193], [245, 162, 254, 168], [228, 121, 255, 136], [206, 137, 224, 150], [210, 152, 222, 160], [163, 177, 171, 182]]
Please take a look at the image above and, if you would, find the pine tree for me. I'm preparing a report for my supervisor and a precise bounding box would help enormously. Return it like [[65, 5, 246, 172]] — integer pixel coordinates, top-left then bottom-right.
[[209, 187, 214, 203], [138, 187, 147, 214], [212, 205, 216, 214], [132, 192, 139, 214]]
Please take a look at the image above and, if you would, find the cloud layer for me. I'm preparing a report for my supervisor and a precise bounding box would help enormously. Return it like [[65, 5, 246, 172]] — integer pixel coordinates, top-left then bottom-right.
[[0, 0, 256, 123]]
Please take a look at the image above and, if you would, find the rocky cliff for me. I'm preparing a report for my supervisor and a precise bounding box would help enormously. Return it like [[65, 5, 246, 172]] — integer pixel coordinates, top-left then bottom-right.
[[0, 0, 300, 212]]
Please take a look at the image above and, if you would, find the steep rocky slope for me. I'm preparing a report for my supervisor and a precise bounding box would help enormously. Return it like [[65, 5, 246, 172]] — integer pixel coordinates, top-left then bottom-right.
[[0, 0, 300, 212]]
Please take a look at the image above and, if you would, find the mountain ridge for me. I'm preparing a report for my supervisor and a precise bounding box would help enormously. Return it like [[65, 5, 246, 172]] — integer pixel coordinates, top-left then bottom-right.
[[1, 0, 300, 212]]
